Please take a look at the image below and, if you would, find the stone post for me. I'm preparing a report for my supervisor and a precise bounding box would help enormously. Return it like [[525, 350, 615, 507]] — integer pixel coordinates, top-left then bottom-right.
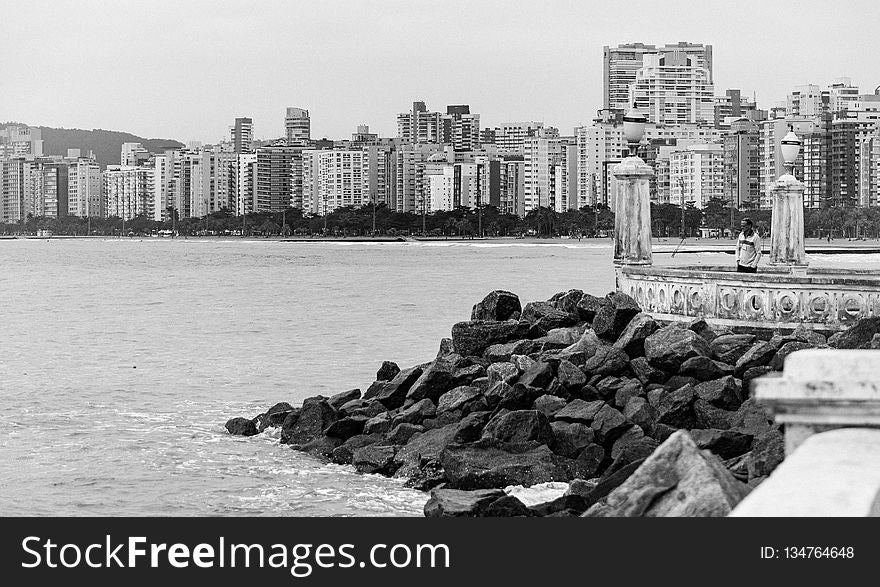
[[612, 157, 653, 265], [768, 174, 807, 267]]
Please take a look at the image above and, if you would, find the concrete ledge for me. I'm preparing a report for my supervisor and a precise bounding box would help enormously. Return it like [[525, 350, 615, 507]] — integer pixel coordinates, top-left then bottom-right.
[[730, 428, 880, 517]]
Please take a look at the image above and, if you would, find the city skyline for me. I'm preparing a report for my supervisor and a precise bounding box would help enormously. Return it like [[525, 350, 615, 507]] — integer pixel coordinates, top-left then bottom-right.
[[2, 0, 878, 143]]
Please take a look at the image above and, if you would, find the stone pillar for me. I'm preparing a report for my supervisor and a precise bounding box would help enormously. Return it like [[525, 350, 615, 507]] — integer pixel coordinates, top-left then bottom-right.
[[768, 174, 807, 267], [612, 156, 653, 266]]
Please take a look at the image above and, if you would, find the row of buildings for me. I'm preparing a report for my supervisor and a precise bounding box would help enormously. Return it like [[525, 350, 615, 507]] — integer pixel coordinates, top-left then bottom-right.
[[2, 43, 879, 224]]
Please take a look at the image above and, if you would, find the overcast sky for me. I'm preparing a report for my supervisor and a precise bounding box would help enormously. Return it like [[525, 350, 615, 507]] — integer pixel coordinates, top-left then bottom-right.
[[2, 0, 877, 144]]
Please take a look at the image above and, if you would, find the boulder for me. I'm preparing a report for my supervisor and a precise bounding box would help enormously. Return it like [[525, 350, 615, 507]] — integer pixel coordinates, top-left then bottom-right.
[[225, 417, 257, 437], [663, 374, 699, 391], [486, 363, 519, 390], [693, 399, 737, 430], [728, 399, 774, 438], [612, 313, 658, 357], [630, 356, 666, 385], [592, 292, 641, 341], [293, 436, 342, 458], [471, 290, 522, 322], [370, 365, 424, 410], [608, 436, 659, 474], [340, 400, 385, 419], [497, 383, 543, 411], [613, 379, 644, 409], [484, 381, 512, 409], [363, 412, 393, 435], [323, 415, 369, 439], [550, 330, 603, 367], [376, 361, 400, 382], [518, 361, 555, 389], [553, 399, 605, 424], [437, 386, 483, 414], [352, 445, 398, 475], [583, 346, 630, 376], [521, 301, 578, 331], [623, 396, 656, 435], [510, 354, 537, 373], [405, 356, 459, 405], [710, 334, 757, 365], [484, 340, 538, 363], [452, 320, 536, 357], [255, 402, 297, 432], [574, 444, 606, 478], [452, 411, 493, 444], [437, 337, 455, 358], [328, 389, 362, 411], [393, 398, 436, 426], [769, 341, 813, 371], [644, 324, 712, 371], [533, 394, 568, 418], [595, 376, 626, 400], [482, 410, 553, 444], [393, 423, 459, 474], [330, 433, 383, 465], [576, 294, 604, 322], [828, 316, 880, 349], [556, 360, 587, 391], [733, 342, 777, 377], [689, 428, 753, 459], [694, 376, 743, 410], [679, 356, 734, 380], [281, 397, 337, 445], [550, 289, 586, 317], [790, 324, 826, 346], [745, 428, 785, 479], [424, 488, 507, 517], [550, 421, 596, 458], [590, 403, 633, 445], [656, 384, 696, 429], [385, 423, 424, 445], [441, 440, 578, 490], [582, 430, 749, 517], [689, 319, 719, 343], [742, 366, 774, 394], [450, 363, 486, 388]]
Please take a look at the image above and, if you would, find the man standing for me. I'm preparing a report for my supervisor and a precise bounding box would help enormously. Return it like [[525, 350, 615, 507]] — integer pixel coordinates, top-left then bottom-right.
[[735, 218, 761, 273]]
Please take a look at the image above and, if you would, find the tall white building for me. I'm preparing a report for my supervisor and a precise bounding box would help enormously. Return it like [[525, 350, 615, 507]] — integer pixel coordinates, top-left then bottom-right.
[[302, 149, 368, 215], [575, 124, 626, 208], [629, 50, 715, 126], [234, 153, 257, 216], [104, 166, 151, 220], [68, 158, 103, 218], [668, 143, 724, 209], [490, 122, 546, 155]]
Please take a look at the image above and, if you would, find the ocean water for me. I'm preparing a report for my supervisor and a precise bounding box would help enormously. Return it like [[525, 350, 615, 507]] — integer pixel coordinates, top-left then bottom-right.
[[0, 237, 875, 516]]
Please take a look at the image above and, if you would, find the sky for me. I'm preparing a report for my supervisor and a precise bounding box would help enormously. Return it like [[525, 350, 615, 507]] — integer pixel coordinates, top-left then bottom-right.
[[1, 0, 878, 144]]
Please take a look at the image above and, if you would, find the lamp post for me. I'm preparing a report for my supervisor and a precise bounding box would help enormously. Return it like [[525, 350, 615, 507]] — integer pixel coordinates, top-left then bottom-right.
[[612, 107, 653, 265], [769, 126, 807, 268]]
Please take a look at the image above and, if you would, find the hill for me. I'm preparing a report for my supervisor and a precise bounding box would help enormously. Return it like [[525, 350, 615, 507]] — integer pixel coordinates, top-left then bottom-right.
[[37, 126, 184, 167]]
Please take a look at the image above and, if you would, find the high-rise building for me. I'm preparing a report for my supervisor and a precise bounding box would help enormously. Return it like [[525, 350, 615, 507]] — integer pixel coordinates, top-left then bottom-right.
[[669, 143, 725, 209], [284, 108, 310, 142], [0, 125, 43, 158], [234, 153, 257, 216], [714, 89, 765, 129], [522, 131, 576, 212], [443, 105, 480, 151], [392, 143, 445, 213], [397, 101, 443, 144], [302, 149, 368, 215], [575, 123, 626, 208], [723, 118, 761, 209], [104, 166, 152, 220], [68, 157, 103, 218], [629, 50, 714, 126], [121, 142, 150, 166], [490, 122, 546, 155], [499, 158, 525, 216], [255, 141, 306, 212], [603, 42, 712, 113], [231, 117, 254, 153]]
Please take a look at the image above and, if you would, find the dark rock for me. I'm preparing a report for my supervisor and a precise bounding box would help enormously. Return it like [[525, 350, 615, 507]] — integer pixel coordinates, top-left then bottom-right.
[[553, 399, 605, 424], [582, 431, 749, 517], [612, 313, 658, 357], [510, 353, 537, 373], [482, 410, 553, 444], [437, 386, 483, 414], [353, 445, 398, 475], [484, 340, 538, 363], [498, 383, 543, 411], [693, 399, 737, 430], [539, 325, 588, 350], [742, 366, 774, 394], [440, 439, 578, 489], [565, 478, 598, 498], [590, 403, 632, 445], [679, 356, 734, 380], [664, 374, 699, 391], [609, 426, 653, 460], [689, 319, 718, 343], [690, 428, 754, 459], [330, 433, 383, 465], [328, 389, 362, 411], [471, 290, 522, 322], [710, 334, 757, 365], [451, 364, 486, 388], [293, 436, 342, 458], [404, 460, 447, 491], [729, 399, 774, 438], [482, 495, 534, 517], [649, 423, 678, 443], [484, 381, 511, 408], [372, 365, 424, 410], [393, 424, 459, 474], [595, 376, 626, 400], [281, 397, 337, 445], [452, 411, 493, 443], [533, 394, 568, 417], [769, 341, 813, 371], [550, 330, 603, 367], [733, 342, 777, 377], [258, 402, 296, 432], [745, 429, 785, 479], [323, 415, 369, 439], [385, 423, 424, 445], [828, 316, 880, 349], [608, 439, 659, 475], [225, 417, 257, 437], [694, 376, 743, 410], [528, 494, 589, 517], [583, 346, 630, 376], [580, 458, 645, 507], [376, 361, 400, 382], [551, 289, 586, 317], [556, 359, 587, 391], [576, 294, 604, 322], [522, 301, 578, 331], [405, 357, 458, 405], [656, 384, 696, 429], [574, 444, 606, 478], [518, 361, 555, 389], [592, 292, 641, 341], [550, 421, 595, 458], [613, 379, 644, 409], [363, 412, 393, 435], [393, 398, 436, 426], [424, 488, 507, 518], [451, 320, 535, 357], [790, 324, 826, 346], [471, 377, 490, 393], [437, 338, 455, 358], [644, 324, 712, 371], [623, 396, 656, 435], [485, 363, 519, 388], [630, 356, 666, 385], [342, 400, 386, 419]]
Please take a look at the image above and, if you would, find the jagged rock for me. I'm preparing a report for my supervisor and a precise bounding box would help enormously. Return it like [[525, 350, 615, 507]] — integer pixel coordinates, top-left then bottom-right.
[[422, 412, 460, 430], [451, 319, 537, 357], [650, 423, 678, 443], [452, 411, 493, 443], [583, 346, 630, 376], [769, 341, 813, 371], [510, 354, 537, 373], [694, 376, 743, 410], [482, 410, 553, 444], [340, 399, 385, 419], [595, 376, 626, 400], [608, 435, 659, 473], [549, 330, 603, 367], [324, 414, 369, 439], [745, 428, 785, 479], [376, 361, 400, 382], [693, 399, 737, 430], [471, 290, 522, 322], [690, 428, 753, 459], [613, 379, 644, 409], [828, 316, 880, 349], [328, 389, 362, 410], [497, 383, 544, 411], [630, 356, 666, 385], [592, 292, 641, 341], [742, 366, 774, 394], [405, 356, 459, 405], [710, 334, 757, 365], [550, 421, 595, 458], [553, 399, 605, 424], [689, 319, 719, 343], [541, 325, 589, 348], [450, 364, 486, 389], [679, 356, 734, 380], [370, 365, 424, 410], [483, 495, 535, 517], [528, 494, 589, 517], [582, 430, 749, 517], [330, 433, 383, 465], [733, 342, 777, 377], [556, 359, 587, 391], [484, 381, 511, 408], [790, 324, 826, 346], [281, 397, 337, 445], [393, 423, 459, 474], [518, 361, 555, 388], [551, 289, 586, 317], [576, 294, 604, 322], [522, 301, 578, 331], [581, 458, 646, 506], [225, 417, 257, 436], [644, 324, 712, 371], [293, 436, 342, 458], [424, 488, 508, 517], [484, 340, 538, 363], [363, 412, 393, 435], [485, 364, 520, 390], [656, 384, 696, 429], [256, 402, 297, 432], [590, 403, 632, 445], [565, 478, 598, 498], [623, 396, 656, 435], [574, 444, 605, 478], [440, 440, 578, 490], [728, 399, 774, 438], [385, 423, 424, 445], [353, 445, 398, 475], [533, 394, 568, 417], [612, 313, 658, 357], [437, 337, 455, 358], [437, 386, 483, 414], [393, 398, 436, 426], [664, 374, 699, 391]]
